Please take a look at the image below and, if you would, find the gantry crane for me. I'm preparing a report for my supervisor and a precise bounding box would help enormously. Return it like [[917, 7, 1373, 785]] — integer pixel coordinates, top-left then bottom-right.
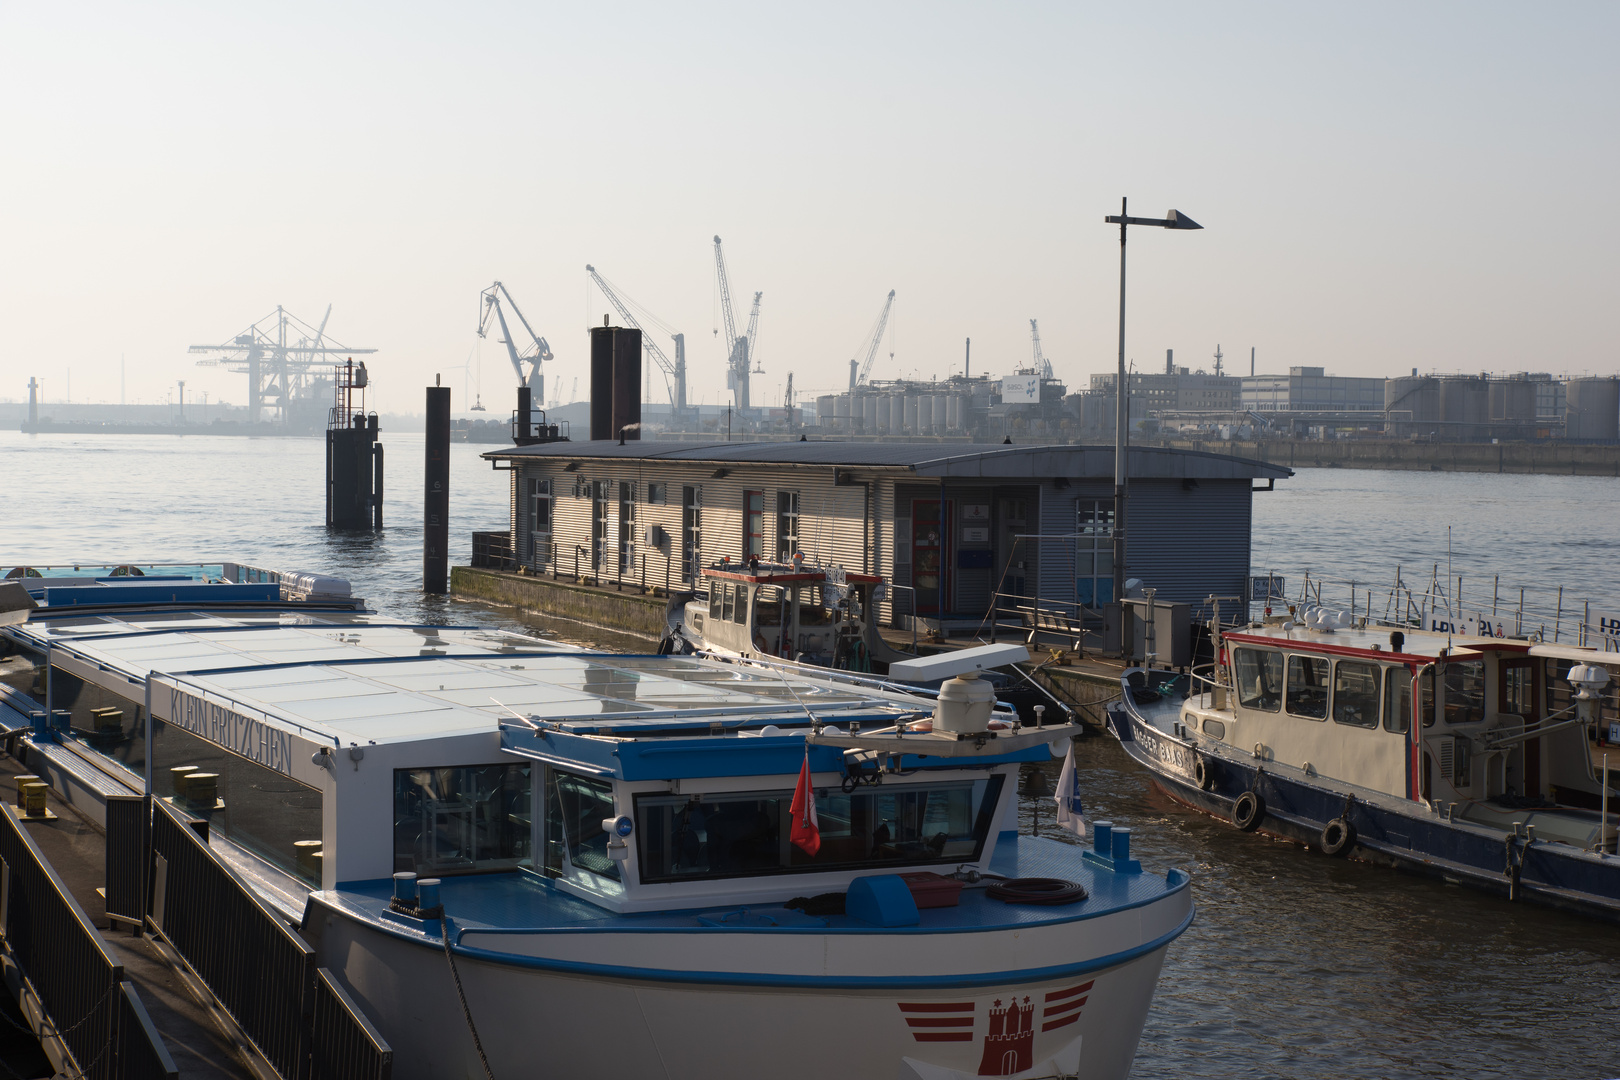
[[848, 290, 897, 388], [713, 236, 762, 411], [1029, 319, 1054, 379], [586, 265, 688, 419], [477, 282, 553, 404], [189, 305, 376, 426]]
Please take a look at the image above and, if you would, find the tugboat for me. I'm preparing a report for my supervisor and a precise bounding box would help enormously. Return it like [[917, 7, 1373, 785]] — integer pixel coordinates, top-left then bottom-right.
[[2, 563, 1193, 1080], [1108, 600, 1620, 920]]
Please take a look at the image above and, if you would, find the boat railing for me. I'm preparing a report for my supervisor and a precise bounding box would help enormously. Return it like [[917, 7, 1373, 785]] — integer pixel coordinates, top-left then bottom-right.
[[1252, 564, 1620, 649]]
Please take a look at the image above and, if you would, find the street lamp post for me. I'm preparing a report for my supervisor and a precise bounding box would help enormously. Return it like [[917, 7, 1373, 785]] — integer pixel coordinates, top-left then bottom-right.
[[1103, 198, 1202, 608]]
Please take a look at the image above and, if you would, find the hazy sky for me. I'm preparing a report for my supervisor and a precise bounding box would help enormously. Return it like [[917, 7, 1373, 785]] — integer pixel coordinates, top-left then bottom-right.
[[3, 2, 1615, 415]]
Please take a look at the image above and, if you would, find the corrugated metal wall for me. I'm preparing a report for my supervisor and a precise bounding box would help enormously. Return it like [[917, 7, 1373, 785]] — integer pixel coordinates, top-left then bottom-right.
[[515, 459, 884, 591], [1126, 478, 1252, 605]]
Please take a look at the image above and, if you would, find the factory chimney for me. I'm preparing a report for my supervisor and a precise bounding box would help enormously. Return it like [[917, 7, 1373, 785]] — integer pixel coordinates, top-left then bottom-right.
[[1165, 349, 1173, 376]]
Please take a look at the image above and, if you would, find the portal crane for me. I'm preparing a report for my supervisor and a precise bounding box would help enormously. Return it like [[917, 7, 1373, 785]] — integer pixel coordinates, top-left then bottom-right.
[[713, 236, 762, 411], [477, 282, 552, 404], [849, 290, 897, 388], [585, 265, 687, 418], [189, 305, 376, 426], [1029, 319, 1053, 379]]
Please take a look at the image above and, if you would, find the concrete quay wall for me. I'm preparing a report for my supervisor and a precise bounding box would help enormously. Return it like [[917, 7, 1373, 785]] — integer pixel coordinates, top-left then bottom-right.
[[451, 566, 668, 641], [1165, 438, 1620, 476]]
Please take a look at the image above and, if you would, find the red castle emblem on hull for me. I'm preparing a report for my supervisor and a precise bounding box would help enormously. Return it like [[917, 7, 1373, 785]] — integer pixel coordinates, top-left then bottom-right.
[[895, 980, 1093, 1077]]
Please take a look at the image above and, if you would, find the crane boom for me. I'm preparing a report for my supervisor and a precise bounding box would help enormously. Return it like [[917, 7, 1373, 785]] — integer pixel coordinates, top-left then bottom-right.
[[477, 281, 552, 402], [854, 290, 896, 386], [713, 236, 758, 411], [1030, 318, 1053, 379], [586, 265, 687, 415]]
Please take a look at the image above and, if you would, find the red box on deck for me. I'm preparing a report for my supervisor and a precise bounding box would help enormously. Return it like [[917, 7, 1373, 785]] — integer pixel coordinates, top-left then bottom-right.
[[899, 872, 964, 909]]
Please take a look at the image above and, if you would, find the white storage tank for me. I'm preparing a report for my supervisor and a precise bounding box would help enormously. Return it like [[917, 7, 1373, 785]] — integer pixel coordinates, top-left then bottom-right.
[[932, 394, 948, 433], [877, 395, 892, 432], [863, 394, 878, 430], [905, 396, 919, 433], [816, 395, 836, 425]]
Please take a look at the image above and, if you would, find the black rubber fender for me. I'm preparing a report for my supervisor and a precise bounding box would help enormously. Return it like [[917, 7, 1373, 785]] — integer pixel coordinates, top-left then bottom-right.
[[1231, 790, 1266, 831], [1320, 816, 1356, 857], [1193, 754, 1213, 791]]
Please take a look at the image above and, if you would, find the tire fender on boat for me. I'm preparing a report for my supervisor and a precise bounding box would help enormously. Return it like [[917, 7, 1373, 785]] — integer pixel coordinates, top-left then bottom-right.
[[1231, 791, 1266, 831], [1193, 754, 1213, 791], [1319, 816, 1355, 857]]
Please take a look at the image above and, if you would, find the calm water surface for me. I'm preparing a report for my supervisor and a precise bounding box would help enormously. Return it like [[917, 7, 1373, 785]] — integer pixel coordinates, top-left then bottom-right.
[[4, 430, 1620, 1078]]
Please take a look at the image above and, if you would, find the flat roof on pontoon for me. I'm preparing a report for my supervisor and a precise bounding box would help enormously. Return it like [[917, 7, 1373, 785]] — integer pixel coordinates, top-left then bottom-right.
[[24, 614, 917, 744], [483, 440, 1292, 480]]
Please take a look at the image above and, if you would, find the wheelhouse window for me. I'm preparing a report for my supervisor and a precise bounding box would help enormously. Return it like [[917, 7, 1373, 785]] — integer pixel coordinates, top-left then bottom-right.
[[544, 769, 619, 881], [1332, 661, 1380, 728], [1442, 659, 1487, 724], [394, 763, 532, 877], [796, 584, 833, 627], [753, 586, 786, 635], [1233, 647, 1282, 712], [634, 776, 1004, 884], [1384, 666, 1413, 734], [1286, 654, 1330, 720]]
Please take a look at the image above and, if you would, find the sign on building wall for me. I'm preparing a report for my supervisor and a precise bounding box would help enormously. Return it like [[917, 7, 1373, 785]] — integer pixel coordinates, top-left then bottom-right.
[[962, 527, 989, 543], [1000, 376, 1040, 404], [962, 504, 990, 523]]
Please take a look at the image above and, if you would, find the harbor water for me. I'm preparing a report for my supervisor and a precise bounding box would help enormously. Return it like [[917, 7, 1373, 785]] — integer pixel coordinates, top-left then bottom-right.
[[3, 429, 1619, 1078]]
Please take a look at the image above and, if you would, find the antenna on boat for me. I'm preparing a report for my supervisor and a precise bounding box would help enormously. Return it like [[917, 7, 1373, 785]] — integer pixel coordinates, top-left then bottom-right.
[[490, 697, 543, 731]]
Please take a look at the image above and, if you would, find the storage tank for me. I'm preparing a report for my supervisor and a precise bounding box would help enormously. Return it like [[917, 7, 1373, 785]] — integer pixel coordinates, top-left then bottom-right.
[[1437, 376, 1489, 439], [905, 396, 919, 433], [946, 395, 960, 431], [862, 394, 878, 431], [1566, 377, 1620, 441], [1489, 378, 1537, 423], [932, 394, 948, 434], [955, 393, 970, 432], [1384, 376, 1437, 438], [891, 393, 906, 433], [834, 394, 851, 428], [816, 395, 836, 426], [876, 395, 891, 432]]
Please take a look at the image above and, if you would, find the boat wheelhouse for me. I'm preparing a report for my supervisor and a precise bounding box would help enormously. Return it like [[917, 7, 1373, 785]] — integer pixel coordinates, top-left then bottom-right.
[[1109, 606, 1620, 920], [2, 565, 1192, 1080]]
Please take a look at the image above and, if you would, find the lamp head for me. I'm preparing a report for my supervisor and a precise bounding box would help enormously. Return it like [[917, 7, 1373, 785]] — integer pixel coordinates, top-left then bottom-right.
[[1163, 210, 1203, 230]]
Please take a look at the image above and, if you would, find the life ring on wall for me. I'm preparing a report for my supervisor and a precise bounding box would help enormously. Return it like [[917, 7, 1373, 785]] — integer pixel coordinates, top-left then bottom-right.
[[1231, 791, 1266, 832], [1319, 817, 1356, 857], [1194, 754, 1214, 791]]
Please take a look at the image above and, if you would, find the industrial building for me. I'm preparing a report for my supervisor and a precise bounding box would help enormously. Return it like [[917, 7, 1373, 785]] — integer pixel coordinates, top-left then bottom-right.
[[1240, 367, 1385, 414], [480, 440, 1290, 627]]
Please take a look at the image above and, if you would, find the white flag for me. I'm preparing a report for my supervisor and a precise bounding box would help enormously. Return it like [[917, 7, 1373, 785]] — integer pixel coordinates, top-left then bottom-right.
[[1053, 741, 1086, 839]]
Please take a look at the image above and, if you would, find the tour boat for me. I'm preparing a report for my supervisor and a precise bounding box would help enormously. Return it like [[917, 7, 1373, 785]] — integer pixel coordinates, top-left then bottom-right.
[[1107, 603, 1620, 920], [2, 563, 1192, 1080]]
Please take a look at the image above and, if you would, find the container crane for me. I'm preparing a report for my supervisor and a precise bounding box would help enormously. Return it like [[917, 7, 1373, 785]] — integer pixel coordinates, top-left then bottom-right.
[[189, 305, 376, 426], [1029, 319, 1054, 379], [849, 289, 896, 388], [585, 265, 687, 419], [713, 236, 762, 411], [477, 282, 552, 405]]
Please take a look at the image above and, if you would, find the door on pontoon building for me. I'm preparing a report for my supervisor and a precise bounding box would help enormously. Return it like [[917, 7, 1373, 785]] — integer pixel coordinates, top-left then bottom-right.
[[912, 499, 950, 616], [1501, 657, 1541, 797]]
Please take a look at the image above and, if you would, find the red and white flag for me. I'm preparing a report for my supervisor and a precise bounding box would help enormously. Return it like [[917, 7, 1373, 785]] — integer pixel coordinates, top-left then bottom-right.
[[790, 749, 821, 856]]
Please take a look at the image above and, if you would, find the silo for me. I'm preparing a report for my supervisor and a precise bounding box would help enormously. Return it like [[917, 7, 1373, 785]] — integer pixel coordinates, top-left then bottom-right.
[[834, 394, 851, 429], [955, 393, 970, 432], [905, 395, 919, 433], [891, 393, 906, 432], [862, 394, 878, 431], [876, 395, 891, 432], [1566, 377, 1620, 441], [946, 395, 960, 430], [932, 394, 948, 433]]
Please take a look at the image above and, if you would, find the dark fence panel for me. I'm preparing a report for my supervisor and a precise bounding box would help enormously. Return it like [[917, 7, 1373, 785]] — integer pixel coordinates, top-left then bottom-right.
[[471, 530, 516, 570], [104, 795, 146, 928], [309, 968, 392, 1080], [0, 804, 121, 1080], [115, 981, 179, 1080], [149, 800, 313, 1080]]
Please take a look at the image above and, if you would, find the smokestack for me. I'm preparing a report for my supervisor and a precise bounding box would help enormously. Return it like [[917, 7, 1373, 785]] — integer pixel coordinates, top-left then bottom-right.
[[590, 321, 614, 440], [516, 385, 532, 444], [1166, 349, 1173, 376], [612, 328, 642, 441], [965, 337, 971, 378], [849, 358, 858, 390], [1250, 347, 1255, 377]]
